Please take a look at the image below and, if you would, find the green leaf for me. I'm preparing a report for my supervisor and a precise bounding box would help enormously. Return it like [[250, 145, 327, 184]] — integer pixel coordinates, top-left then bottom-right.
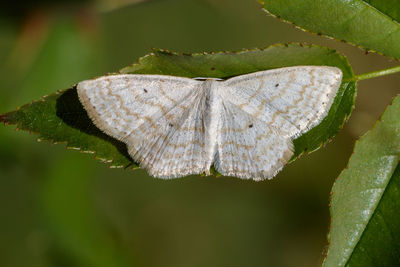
[[260, 0, 400, 60], [0, 44, 355, 170], [348, 165, 400, 266], [324, 95, 400, 267]]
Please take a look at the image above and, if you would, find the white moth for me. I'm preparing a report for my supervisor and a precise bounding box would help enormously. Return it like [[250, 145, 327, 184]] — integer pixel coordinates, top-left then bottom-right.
[[77, 66, 342, 181]]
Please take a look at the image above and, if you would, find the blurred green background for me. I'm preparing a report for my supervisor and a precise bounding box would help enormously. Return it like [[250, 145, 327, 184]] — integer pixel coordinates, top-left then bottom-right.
[[1, 0, 399, 266]]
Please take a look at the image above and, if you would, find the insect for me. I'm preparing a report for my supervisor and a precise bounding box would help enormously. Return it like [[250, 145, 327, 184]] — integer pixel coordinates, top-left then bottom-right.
[[77, 66, 342, 180]]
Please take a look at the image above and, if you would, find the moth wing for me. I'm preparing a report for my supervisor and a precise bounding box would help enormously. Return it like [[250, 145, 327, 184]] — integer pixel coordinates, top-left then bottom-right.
[[78, 74, 209, 178], [222, 66, 342, 138]]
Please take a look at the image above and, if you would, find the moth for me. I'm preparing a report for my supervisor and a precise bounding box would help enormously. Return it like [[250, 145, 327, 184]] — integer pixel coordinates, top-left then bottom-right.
[[77, 66, 342, 180]]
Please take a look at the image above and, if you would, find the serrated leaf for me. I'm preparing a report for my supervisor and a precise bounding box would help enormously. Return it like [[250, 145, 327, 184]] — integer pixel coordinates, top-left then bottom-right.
[[324, 95, 400, 267], [0, 44, 355, 172], [1, 89, 133, 168], [261, 0, 400, 60]]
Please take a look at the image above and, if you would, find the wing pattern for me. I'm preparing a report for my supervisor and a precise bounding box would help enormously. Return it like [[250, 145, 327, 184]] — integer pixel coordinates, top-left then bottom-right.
[[222, 66, 342, 138], [215, 66, 342, 179], [214, 100, 293, 180], [78, 74, 210, 177]]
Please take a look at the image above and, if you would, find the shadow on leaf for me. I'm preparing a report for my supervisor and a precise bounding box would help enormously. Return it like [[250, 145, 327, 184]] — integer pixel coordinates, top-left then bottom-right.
[[55, 88, 133, 166]]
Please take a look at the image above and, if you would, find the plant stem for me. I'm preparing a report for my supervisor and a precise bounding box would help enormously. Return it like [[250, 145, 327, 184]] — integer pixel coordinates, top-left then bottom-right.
[[355, 65, 400, 81]]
